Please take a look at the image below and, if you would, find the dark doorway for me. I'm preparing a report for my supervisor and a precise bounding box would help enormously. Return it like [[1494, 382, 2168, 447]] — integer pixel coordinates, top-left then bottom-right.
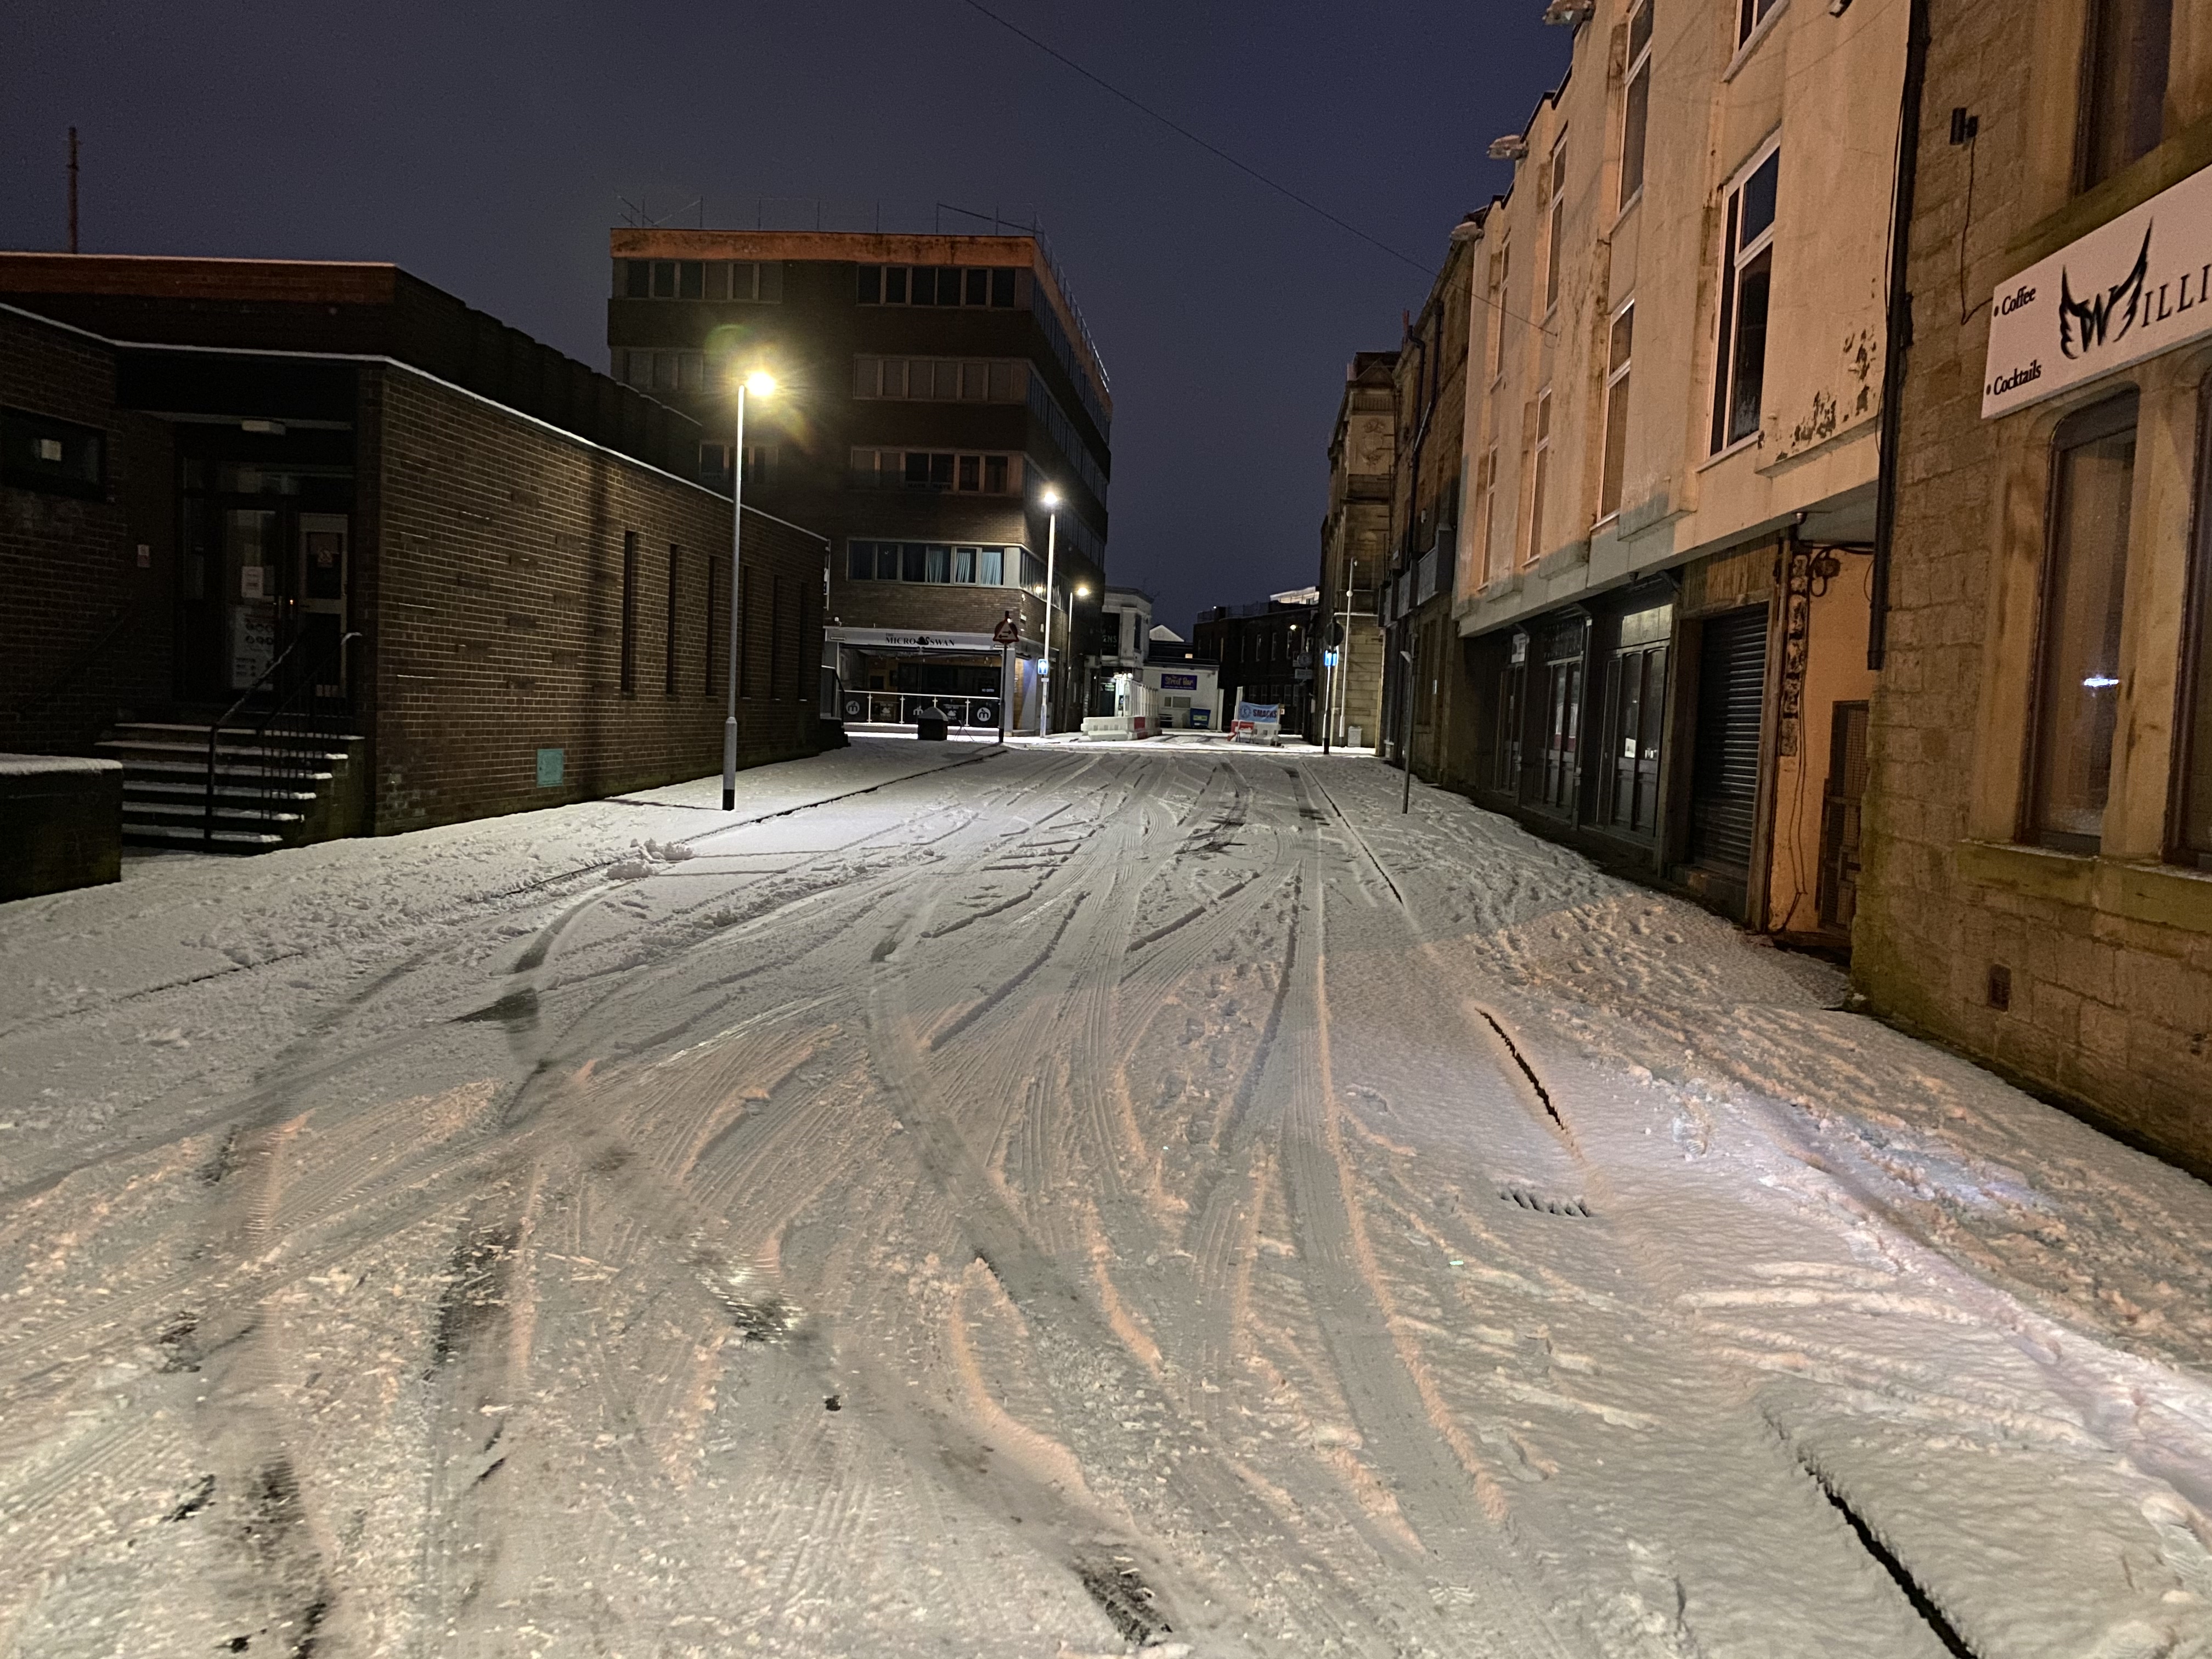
[[1819, 700, 1871, 934]]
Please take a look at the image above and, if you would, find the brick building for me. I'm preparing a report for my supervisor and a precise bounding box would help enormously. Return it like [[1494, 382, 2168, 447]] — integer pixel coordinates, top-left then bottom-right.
[[605, 230, 1111, 736], [1193, 589, 1320, 736], [1, 256, 823, 847], [1854, 0, 2212, 1172], [1316, 352, 1395, 749]]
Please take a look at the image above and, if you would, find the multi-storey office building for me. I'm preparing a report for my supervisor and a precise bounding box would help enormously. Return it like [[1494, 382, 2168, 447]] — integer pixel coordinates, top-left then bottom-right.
[[1426, 0, 1906, 937], [1317, 352, 1396, 750], [606, 230, 1111, 735], [1379, 218, 1481, 777], [1855, 0, 2212, 1172]]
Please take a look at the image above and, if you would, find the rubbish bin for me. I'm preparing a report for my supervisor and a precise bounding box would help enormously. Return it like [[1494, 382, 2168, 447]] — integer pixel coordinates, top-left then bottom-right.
[[914, 703, 949, 742]]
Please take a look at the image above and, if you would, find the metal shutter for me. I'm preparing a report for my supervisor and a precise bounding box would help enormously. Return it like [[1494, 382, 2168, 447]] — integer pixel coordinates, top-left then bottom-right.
[[1688, 606, 1768, 877]]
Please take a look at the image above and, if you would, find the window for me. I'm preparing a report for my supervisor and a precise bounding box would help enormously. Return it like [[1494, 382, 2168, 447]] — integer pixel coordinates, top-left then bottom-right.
[[770, 575, 787, 702], [1528, 388, 1553, 565], [742, 566, 760, 697], [853, 356, 1028, 402], [1601, 302, 1635, 520], [1712, 142, 1779, 453], [1485, 238, 1511, 384], [2026, 392, 2138, 851], [1620, 1, 1654, 211], [1495, 636, 1527, 792], [2170, 380, 2212, 866], [1541, 136, 1569, 315], [622, 350, 705, 394], [706, 557, 722, 697], [2078, 0, 2172, 189], [1737, 0, 1780, 47], [1477, 444, 1502, 583], [615, 259, 781, 302], [620, 531, 640, 696], [1539, 623, 1587, 814], [700, 443, 776, 487], [665, 544, 681, 697], [856, 264, 1018, 308], [845, 540, 1019, 586], [1, 406, 104, 499], [849, 448, 1022, 493]]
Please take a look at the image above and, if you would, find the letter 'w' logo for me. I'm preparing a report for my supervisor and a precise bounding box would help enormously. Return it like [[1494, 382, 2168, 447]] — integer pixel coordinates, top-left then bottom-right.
[[2059, 225, 2153, 360]]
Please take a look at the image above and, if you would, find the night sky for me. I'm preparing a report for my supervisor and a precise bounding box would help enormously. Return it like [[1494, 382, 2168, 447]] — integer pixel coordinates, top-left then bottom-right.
[[2, 2, 1566, 636]]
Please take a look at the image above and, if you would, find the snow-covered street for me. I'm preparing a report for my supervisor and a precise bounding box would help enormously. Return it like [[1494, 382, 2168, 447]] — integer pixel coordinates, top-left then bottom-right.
[[3, 740, 2210, 1658]]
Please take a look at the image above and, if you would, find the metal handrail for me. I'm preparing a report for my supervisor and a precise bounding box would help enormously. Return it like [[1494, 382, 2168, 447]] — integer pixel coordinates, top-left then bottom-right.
[[199, 627, 356, 850]]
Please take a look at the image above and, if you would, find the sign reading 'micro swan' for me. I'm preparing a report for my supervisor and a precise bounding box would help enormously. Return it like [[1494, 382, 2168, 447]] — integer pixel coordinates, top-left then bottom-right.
[[1981, 160, 2212, 420]]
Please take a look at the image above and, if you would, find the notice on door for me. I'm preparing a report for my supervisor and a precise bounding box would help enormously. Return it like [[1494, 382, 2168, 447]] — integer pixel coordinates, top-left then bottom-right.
[[230, 606, 275, 690]]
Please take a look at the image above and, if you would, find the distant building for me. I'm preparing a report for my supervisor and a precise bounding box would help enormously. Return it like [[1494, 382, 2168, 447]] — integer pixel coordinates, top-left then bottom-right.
[[1379, 217, 1480, 776], [1194, 587, 1320, 735], [1141, 630, 1219, 732], [1091, 585, 1153, 712], [605, 230, 1111, 736], [0, 255, 823, 848], [1317, 353, 1395, 749]]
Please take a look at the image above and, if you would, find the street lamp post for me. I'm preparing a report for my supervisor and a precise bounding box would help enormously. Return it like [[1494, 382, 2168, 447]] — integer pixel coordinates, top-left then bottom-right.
[[723, 370, 775, 811], [1038, 488, 1060, 737]]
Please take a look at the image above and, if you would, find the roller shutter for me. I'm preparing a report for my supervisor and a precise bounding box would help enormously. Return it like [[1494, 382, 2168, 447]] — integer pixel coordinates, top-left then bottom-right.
[[1688, 606, 1768, 879]]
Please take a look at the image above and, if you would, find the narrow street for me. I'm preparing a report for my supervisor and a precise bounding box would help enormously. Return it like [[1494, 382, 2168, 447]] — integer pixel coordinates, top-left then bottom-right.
[[2, 741, 2208, 1658]]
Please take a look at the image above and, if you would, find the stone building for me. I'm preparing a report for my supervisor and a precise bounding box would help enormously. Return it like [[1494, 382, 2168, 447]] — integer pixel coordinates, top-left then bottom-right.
[[1854, 0, 2212, 1172], [606, 230, 1111, 737], [1380, 217, 1482, 780], [1, 256, 823, 847], [1437, 0, 1904, 936], [1316, 351, 1396, 749]]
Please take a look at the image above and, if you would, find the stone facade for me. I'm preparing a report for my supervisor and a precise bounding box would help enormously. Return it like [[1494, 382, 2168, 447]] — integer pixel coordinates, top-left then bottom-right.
[[1317, 352, 1395, 748], [1854, 0, 2212, 1174]]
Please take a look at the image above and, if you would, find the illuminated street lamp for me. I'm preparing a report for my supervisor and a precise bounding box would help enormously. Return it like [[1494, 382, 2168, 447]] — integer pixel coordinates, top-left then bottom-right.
[[723, 369, 775, 810], [1037, 487, 1061, 737]]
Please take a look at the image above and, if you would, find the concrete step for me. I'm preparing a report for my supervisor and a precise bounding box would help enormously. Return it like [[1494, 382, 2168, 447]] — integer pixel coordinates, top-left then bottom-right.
[[122, 821, 286, 848], [123, 778, 320, 804], [97, 737, 352, 765], [111, 757, 336, 783], [123, 799, 305, 825]]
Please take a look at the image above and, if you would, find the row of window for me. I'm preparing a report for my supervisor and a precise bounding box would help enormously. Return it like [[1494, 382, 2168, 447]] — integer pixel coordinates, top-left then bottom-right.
[[844, 539, 1045, 591], [853, 355, 1029, 403], [621, 349, 706, 395], [849, 448, 1023, 494], [614, 531, 810, 704], [857, 264, 1019, 309], [613, 260, 784, 303]]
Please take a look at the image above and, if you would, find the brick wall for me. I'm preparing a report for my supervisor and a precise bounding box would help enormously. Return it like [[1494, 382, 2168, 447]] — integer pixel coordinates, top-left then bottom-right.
[[0, 310, 171, 755], [1854, 2, 2212, 1175], [366, 364, 822, 832]]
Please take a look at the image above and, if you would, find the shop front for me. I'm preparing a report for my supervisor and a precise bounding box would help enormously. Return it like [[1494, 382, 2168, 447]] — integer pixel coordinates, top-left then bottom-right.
[[827, 626, 1040, 734]]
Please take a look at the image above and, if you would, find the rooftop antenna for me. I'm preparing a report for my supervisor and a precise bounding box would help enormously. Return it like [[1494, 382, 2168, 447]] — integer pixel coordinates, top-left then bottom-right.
[[67, 127, 79, 253]]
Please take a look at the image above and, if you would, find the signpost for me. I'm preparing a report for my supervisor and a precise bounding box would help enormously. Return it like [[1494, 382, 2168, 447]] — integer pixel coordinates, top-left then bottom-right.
[[992, 611, 1020, 746]]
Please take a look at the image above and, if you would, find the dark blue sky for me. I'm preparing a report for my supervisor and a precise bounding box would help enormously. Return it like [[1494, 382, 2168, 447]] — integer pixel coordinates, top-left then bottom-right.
[[2, 1, 1566, 634]]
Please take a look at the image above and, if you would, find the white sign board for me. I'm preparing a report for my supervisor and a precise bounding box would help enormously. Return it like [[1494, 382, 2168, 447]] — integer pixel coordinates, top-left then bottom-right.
[[1982, 160, 2212, 420]]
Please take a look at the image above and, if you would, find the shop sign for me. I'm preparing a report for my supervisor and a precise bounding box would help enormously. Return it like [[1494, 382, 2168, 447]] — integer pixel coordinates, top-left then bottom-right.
[[1983, 159, 2212, 419], [1160, 672, 1199, 690]]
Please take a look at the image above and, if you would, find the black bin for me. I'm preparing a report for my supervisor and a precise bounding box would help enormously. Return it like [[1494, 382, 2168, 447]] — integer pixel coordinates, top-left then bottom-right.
[[914, 703, 949, 742]]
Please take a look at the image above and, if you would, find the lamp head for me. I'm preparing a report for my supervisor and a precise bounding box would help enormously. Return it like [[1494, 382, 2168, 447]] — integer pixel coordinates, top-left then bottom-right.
[[743, 370, 776, 397], [1074, 584, 1091, 598], [1040, 487, 1062, 510]]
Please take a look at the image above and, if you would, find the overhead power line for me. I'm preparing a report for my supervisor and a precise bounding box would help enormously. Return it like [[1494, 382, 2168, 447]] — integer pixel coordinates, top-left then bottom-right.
[[955, 0, 1437, 279]]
